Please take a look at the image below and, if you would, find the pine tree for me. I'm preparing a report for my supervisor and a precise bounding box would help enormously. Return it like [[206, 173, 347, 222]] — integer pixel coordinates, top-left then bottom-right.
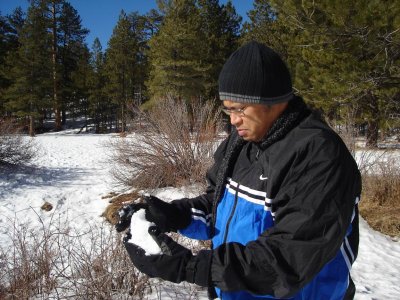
[[244, 0, 400, 147], [88, 38, 113, 133], [146, 0, 208, 104], [128, 11, 152, 106], [0, 8, 25, 116], [70, 44, 91, 126], [41, 0, 88, 130], [197, 0, 241, 99], [220, 1, 242, 52], [146, 0, 241, 106], [46, 0, 63, 131], [142, 8, 163, 38], [242, 1, 287, 56], [0, 13, 13, 115], [4, 0, 89, 132], [4, 3, 52, 136], [104, 10, 140, 132], [57, 1, 89, 125]]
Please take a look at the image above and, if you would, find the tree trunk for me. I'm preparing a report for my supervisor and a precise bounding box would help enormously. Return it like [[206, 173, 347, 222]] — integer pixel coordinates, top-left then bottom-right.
[[121, 102, 125, 133], [29, 115, 35, 137], [62, 109, 66, 125], [366, 119, 378, 148], [51, 2, 62, 131], [365, 91, 379, 148]]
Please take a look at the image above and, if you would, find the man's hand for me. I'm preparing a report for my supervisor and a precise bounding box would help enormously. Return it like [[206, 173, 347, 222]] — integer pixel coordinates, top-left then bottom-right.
[[124, 226, 211, 286], [144, 195, 191, 232], [115, 195, 191, 233], [115, 202, 147, 232]]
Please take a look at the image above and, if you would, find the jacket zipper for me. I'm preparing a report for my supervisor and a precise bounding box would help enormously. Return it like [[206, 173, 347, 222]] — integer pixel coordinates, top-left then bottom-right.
[[222, 185, 239, 244]]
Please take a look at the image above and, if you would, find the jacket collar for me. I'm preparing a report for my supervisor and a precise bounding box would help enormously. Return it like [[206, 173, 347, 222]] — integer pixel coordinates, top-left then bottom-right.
[[257, 96, 311, 150]]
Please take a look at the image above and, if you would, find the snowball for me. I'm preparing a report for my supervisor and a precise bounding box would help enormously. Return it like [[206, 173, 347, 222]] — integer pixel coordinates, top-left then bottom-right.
[[127, 209, 162, 255]]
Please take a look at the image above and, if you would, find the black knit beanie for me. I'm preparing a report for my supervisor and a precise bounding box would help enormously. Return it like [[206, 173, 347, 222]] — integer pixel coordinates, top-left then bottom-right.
[[218, 41, 293, 105]]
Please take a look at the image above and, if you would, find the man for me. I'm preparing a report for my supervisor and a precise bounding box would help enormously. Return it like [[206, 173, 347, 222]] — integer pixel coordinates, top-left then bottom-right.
[[116, 41, 361, 300]]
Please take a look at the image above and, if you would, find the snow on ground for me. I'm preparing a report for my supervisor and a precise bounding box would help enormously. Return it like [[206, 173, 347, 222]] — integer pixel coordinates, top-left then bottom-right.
[[0, 132, 399, 299], [352, 218, 400, 299], [0, 133, 113, 248]]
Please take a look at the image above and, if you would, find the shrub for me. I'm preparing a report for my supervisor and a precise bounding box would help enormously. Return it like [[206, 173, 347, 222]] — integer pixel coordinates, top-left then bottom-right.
[[108, 96, 223, 189], [0, 209, 208, 299], [0, 119, 38, 166], [0, 213, 149, 299]]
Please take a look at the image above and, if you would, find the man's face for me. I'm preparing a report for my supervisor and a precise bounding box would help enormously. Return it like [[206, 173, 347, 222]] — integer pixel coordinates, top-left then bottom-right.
[[223, 100, 288, 142]]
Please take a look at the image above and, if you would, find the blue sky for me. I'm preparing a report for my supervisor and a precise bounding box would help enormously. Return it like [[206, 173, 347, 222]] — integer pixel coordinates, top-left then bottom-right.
[[1, 0, 253, 49]]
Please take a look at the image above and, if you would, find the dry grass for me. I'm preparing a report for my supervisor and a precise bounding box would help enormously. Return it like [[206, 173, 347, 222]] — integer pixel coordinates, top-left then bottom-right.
[[360, 157, 400, 237], [101, 190, 142, 225], [330, 113, 400, 238], [359, 204, 400, 237]]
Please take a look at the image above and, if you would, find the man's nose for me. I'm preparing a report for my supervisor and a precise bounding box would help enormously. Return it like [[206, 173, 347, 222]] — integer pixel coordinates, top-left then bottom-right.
[[230, 113, 242, 126]]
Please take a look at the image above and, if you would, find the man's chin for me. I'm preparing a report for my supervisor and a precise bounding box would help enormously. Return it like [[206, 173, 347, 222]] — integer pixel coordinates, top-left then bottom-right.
[[237, 129, 257, 142], [241, 135, 255, 142]]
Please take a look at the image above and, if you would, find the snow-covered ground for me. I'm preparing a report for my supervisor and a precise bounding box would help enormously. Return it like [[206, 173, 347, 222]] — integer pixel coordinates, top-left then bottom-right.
[[0, 133, 112, 249], [1, 133, 399, 299]]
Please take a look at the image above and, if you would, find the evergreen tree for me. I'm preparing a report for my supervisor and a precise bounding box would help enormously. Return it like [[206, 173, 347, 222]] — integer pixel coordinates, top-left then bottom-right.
[[0, 8, 25, 115], [221, 1, 242, 52], [70, 44, 91, 126], [242, 1, 287, 56], [42, 0, 88, 130], [244, 0, 400, 147], [146, 0, 207, 104], [4, 3, 52, 136], [197, 0, 241, 99], [143, 8, 163, 38], [146, 0, 241, 106], [128, 11, 152, 106], [57, 1, 89, 125], [0, 13, 13, 115], [3, 1, 88, 133], [46, 0, 63, 131], [104, 10, 140, 132], [88, 38, 113, 133]]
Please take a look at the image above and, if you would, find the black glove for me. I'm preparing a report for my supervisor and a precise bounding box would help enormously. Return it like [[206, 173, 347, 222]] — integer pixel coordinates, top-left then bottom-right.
[[144, 195, 191, 232], [115, 202, 147, 232], [124, 226, 211, 287]]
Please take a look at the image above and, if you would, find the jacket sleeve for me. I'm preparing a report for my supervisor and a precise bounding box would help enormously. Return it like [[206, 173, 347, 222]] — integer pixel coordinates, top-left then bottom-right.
[[210, 135, 361, 298], [173, 135, 231, 240]]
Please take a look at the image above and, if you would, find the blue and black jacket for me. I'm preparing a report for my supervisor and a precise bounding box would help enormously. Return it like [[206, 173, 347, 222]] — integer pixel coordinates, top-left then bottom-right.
[[174, 98, 361, 299]]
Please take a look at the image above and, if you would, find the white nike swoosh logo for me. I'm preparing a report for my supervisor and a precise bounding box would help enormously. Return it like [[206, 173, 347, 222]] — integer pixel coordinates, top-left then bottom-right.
[[259, 175, 268, 180]]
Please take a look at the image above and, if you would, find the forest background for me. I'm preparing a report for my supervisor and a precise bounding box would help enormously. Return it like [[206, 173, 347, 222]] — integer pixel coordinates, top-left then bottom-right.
[[1, 0, 399, 147]]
